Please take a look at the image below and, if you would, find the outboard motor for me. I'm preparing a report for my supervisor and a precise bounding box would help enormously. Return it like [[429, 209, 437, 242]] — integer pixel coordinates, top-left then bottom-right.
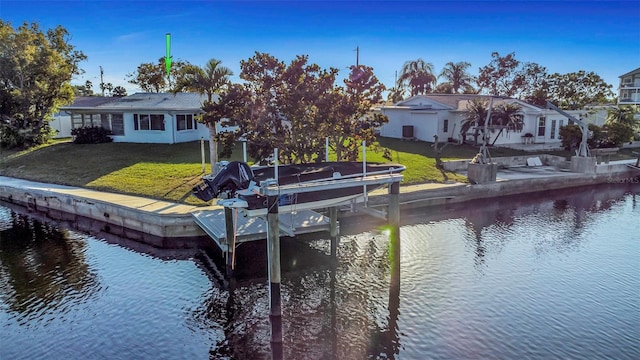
[[192, 161, 255, 202]]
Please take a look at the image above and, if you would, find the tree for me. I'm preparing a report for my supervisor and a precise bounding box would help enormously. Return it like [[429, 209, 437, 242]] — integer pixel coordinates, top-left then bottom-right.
[[386, 87, 405, 103], [559, 124, 583, 152], [174, 59, 233, 102], [460, 98, 490, 145], [477, 52, 547, 101], [235, 52, 337, 164], [519, 62, 550, 106], [606, 105, 639, 128], [111, 86, 127, 97], [323, 65, 390, 161], [433, 82, 455, 94], [459, 98, 522, 145], [492, 103, 523, 130], [546, 71, 614, 110], [438, 61, 475, 94], [397, 58, 436, 96], [217, 53, 389, 165], [603, 122, 635, 147], [126, 57, 191, 93], [477, 52, 522, 97], [173, 58, 234, 173], [489, 103, 523, 145], [72, 80, 94, 96], [100, 82, 114, 96], [0, 21, 86, 148]]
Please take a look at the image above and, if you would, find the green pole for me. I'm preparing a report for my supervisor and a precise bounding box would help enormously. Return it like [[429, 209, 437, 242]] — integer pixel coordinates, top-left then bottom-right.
[[165, 33, 172, 78]]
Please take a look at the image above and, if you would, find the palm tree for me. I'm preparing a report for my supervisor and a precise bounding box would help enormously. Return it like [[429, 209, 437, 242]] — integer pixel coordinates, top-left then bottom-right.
[[606, 105, 639, 128], [460, 99, 523, 145], [177, 58, 233, 173], [387, 87, 405, 103], [439, 61, 474, 94], [396, 58, 436, 96], [490, 103, 523, 145], [460, 98, 490, 145]]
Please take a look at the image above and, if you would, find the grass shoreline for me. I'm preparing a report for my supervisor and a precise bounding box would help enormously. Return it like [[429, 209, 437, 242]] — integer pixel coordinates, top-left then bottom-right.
[[2, 138, 631, 206]]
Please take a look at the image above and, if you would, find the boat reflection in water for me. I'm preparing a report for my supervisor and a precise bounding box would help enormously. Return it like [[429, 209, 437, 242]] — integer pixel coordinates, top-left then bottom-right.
[[1, 182, 639, 359]]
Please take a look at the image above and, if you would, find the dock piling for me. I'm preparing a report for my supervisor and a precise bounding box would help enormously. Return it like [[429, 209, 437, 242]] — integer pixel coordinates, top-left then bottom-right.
[[389, 182, 400, 227], [329, 206, 339, 258], [267, 193, 283, 359], [224, 207, 235, 278]]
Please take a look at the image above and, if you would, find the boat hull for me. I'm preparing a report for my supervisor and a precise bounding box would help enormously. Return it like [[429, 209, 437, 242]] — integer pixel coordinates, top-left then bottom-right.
[[192, 161, 405, 214]]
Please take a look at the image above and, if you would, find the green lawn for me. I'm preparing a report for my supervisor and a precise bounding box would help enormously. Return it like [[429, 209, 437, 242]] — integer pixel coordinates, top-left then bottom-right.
[[3, 137, 625, 206]]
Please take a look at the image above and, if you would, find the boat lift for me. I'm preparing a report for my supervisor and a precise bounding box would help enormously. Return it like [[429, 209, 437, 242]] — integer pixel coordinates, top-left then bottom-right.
[[545, 100, 591, 157], [196, 144, 403, 360]]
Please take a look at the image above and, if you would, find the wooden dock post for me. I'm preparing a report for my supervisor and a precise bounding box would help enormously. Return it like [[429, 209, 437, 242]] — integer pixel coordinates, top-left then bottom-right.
[[388, 180, 401, 355], [329, 206, 339, 258], [224, 207, 235, 278], [389, 182, 400, 227], [267, 193, 283, 359]]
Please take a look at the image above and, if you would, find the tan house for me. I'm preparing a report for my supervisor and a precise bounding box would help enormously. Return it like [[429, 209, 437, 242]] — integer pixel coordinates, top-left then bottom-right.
[[618, 67, 640, 105]]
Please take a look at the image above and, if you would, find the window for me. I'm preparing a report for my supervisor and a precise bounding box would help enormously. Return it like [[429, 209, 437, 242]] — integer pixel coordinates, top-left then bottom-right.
[[134, 114, 165, 131], [443, 119, 449, 133], [71, 113, 112, 128], [71, 114, 84, 128], [538, 117, 546, 137], [108, 114, 124, 135], [177, 114, 198, 131], [550, 119, 557, 140]]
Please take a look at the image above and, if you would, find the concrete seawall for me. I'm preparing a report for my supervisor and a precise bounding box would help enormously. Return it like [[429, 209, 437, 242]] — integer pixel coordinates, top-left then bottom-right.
[[367, 165, 638, 210], [1, 161, 638, 240], [0, 177, 210, 240]]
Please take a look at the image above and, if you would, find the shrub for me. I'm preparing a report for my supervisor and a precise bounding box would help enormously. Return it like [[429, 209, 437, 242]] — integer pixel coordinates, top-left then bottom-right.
[[559, 123, 624, 150], [71, 126, 113, 144], [603, 122, 634, 147], [0, 121, 54, 149], [587, 124, 608, 148], [559, 124, 582, 151]]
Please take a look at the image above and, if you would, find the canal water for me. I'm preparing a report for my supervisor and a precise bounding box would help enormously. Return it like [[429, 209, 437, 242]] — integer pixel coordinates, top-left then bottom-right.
[[1, 183, 638, 359]]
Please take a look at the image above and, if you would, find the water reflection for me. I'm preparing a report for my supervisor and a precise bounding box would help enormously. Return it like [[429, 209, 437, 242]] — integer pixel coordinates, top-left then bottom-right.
[[0, 209, 100, 325], [443, 184, 640, 268], [1, 183, 638, 359], [191, 225, 404, 359]]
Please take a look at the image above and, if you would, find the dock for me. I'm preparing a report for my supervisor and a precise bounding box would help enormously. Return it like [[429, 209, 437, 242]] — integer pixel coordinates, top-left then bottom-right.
[[192, 208, 332, 252]]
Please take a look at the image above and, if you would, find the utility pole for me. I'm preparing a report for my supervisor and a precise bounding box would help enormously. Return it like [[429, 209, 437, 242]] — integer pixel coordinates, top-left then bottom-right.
[[354, 45, 359, 67], [99, 66, 104, 96]]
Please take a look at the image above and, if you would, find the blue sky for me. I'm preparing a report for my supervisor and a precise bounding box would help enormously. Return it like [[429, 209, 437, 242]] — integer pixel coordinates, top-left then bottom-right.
[[2, 0, 639, 95]]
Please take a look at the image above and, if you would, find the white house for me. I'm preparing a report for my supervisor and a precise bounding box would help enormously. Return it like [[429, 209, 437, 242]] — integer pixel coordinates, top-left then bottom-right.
[[50, 111, 72, 138], [378, 94, 605, 148], [57, 93, 226, 144]]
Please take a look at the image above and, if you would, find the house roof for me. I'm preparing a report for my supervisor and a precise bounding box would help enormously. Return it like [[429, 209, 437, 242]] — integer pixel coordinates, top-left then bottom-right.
[[67, 96, 117, 107], [394, 94, 525, 112], [619, 67, 640, 78], [59, 92, 208, 112], [416, 94, 502, 109]]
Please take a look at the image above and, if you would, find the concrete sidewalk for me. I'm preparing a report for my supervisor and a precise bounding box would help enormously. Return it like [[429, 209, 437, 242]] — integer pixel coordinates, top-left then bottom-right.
[[1, 158, 638, 239], [0, 176, 205, 214]]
